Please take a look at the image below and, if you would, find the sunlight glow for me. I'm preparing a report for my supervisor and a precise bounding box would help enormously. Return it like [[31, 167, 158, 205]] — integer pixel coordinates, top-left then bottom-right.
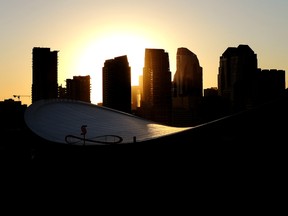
[[70, 31, 157, 104]]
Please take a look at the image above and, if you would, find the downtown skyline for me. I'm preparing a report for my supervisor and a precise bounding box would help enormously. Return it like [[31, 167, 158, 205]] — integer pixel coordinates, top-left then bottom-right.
[[1, 0, 287, 105]]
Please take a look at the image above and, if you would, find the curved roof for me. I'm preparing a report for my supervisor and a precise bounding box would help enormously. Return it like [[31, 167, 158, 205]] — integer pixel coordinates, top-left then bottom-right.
[[24, 99, 192, 145]]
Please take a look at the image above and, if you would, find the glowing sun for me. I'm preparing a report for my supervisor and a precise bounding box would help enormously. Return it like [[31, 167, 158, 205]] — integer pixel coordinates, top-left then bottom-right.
[[73, 31, 156, 104]]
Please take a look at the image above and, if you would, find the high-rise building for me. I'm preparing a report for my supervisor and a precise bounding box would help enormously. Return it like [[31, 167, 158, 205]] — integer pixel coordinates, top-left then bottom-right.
[[102, 55, 131, 113], [66, 75, 91, 103], [218, 44, 258, 111], [218, 44, 286, 113], [173, 47, 203, 97], [141, 48, 172, 124], [32, 47, 58, 103], [172, 47, 203, 126]]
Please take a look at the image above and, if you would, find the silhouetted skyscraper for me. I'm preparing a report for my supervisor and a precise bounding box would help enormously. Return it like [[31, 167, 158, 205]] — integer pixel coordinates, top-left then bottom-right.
[[102, 55, 131, 113], [141, 48, 172, 124], [172, 47, 203, 126], [32, 47, 58, 103], [173, 47, 203, 97], [218, 44, 258, 112]]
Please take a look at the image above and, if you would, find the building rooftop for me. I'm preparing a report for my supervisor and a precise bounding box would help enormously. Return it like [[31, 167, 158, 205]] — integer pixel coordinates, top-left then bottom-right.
[[24, 99, 192, 145]]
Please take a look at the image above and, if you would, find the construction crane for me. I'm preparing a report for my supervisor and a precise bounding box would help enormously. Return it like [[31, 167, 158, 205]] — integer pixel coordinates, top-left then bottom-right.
[[13, 95, 31, 101]]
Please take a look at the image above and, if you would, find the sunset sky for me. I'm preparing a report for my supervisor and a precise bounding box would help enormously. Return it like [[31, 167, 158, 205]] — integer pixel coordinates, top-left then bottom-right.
[[1, 0, 287, 105]]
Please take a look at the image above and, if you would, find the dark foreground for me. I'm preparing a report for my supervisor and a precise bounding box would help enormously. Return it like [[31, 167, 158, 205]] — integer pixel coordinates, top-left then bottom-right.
[[0, 93, 287, 212]]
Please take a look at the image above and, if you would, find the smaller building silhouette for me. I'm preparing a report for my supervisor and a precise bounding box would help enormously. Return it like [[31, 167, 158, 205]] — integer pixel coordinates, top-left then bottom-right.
[[256, 69, 286, 104], [131, 85, 141, 113], [0, 99, 27, 131], [65, 75, 91, 103]]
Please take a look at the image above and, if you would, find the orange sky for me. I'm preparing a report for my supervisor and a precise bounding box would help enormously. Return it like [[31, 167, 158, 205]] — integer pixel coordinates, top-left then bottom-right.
[[1, 0, 287, 105]]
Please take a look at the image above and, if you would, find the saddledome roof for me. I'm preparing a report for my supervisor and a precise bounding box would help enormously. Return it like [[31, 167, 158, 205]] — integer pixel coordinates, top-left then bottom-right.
[[24, 99, 192, 145]]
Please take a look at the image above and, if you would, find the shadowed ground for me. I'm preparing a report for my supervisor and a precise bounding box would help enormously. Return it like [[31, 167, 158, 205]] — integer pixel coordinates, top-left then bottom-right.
[[0, 91, 287, 212]]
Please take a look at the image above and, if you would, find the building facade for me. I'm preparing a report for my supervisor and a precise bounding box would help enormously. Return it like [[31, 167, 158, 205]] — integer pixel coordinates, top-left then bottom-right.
[[172, 47, 203, 126], [65, 75, 91, 103], [218, 44, 286, 113], [141, 48, 172, 124], [32, 47, 58, 103], [256, 69, 286, 104], [218, 44, 258, 112], [102, 55, 131, 113]]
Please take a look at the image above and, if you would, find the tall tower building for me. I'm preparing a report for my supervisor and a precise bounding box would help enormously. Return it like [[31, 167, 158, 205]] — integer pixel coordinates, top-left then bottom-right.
[[66, 75, 91, 103], [218, 44, 258, 112], [32, 47, 58, 103], [141, 48, 172, 124], [173, 47, 203, 97], [102, 55, 131, 113], [172, 47, 203, 126]]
